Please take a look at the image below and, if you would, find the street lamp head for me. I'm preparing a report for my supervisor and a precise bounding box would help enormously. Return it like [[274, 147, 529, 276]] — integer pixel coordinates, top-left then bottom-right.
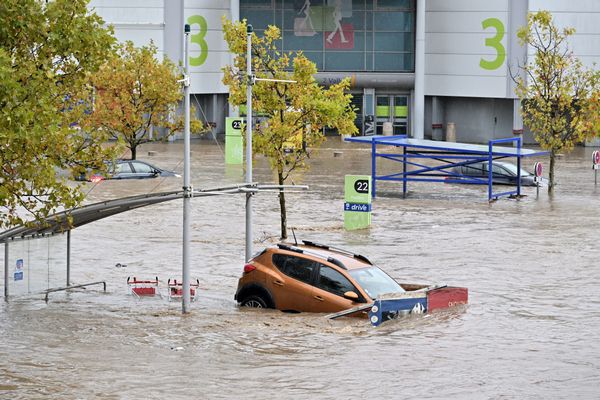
[[184, 24, 190, 34], [247, 24, 253, 34]]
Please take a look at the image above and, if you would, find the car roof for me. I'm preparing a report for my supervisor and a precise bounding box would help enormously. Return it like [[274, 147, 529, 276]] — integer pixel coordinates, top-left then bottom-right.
[[269, 241, 373, 270], [117, 159, 149, 164]]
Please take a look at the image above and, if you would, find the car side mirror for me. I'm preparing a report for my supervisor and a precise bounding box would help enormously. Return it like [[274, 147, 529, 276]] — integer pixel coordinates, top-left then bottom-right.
[[153, 169, 160, 176], [343, 291, 359, 301]]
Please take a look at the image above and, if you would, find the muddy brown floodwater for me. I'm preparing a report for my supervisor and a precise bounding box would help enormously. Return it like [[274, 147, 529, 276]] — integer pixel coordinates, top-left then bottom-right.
[[1, 138, 600, 399]]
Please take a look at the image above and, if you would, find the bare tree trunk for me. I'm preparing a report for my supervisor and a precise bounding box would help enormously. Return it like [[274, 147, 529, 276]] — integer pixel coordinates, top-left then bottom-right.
[[278, 170, 287, 240], [130, 144, 137, 160], [548, 149, 556, 194]]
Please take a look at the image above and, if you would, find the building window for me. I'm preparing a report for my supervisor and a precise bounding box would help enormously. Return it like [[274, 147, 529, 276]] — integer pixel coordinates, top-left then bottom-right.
[[243, 0, 274, 8], [240, 0, 415, 72]]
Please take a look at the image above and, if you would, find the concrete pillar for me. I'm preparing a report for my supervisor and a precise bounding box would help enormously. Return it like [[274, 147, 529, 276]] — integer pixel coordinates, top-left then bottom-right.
[[165, 0, 185, 141], [211, 94, 218, 140], [229, 0, 240, 118], [507, 0, 528, 146], [231, 0, 239, 22], [431, 96, 443, 141], [413, 0, 426, 140], [164, 0, 184, 65], [363, 88, 375, 135], [512, 98, 523, 146]]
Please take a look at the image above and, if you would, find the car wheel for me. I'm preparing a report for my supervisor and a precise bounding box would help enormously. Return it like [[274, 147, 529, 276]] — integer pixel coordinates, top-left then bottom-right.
[[241, 295, 268, 308]]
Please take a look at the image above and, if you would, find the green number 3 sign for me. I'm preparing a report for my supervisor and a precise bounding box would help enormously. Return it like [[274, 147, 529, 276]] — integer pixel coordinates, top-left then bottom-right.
[[480, 17, 506, 70], [188, 15, 208, 67]]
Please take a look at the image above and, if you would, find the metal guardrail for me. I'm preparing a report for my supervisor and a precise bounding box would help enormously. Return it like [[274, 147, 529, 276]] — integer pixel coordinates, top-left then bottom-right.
[[43, 281, 107, 302]]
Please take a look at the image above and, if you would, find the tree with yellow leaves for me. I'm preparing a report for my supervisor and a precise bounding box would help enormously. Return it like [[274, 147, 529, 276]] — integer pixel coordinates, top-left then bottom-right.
[[222, 18, 358, 239], [0, 0, 118, 228], [515, 11, 600, 192], [88, 41, 205, 160]]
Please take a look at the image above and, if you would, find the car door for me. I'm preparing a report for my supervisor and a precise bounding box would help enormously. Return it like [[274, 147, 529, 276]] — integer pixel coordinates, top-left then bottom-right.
[[311, 265, 361, 313], [268, 254, 316, 312]]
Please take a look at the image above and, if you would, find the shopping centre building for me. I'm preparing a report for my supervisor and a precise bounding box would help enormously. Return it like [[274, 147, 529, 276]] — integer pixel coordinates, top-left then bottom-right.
[[89, 0, 600, 144]]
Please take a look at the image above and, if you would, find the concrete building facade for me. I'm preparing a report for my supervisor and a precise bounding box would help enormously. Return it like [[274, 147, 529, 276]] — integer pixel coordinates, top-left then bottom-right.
[[89, 0, 600, 144]]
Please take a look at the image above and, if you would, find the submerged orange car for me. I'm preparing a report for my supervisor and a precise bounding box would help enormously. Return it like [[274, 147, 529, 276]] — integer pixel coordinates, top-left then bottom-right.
[[235, 240, 467, 316]]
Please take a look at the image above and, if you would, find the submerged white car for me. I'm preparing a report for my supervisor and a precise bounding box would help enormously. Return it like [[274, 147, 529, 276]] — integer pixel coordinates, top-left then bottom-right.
[[452, 161, 547, 186]]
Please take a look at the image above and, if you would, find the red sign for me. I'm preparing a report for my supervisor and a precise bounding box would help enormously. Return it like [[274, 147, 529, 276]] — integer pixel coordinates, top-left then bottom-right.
[[534, 162, 543, 177], [324, 23, 354, 50], [427, 287, 468, 311], [593, 150, 600, 165]]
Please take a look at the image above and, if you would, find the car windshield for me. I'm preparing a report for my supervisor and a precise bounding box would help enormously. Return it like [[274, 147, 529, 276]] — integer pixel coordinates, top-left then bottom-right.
[[348, 267, 405, 299], [501, 163, 530, 177]]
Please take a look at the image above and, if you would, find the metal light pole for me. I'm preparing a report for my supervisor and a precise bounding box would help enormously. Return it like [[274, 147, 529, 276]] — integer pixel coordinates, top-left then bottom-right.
[[241, 25, 295, 261], [245, 24, 254, 262], [182, 24, 192, 313]]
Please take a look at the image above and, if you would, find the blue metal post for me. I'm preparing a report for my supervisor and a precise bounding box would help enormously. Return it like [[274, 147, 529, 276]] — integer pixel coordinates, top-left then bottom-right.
[[516, 137, 522, 197], [371, 139, 377, 198], [488, 141, 493, 201], [402, 145, 407, 197], [4, 243, 8, 300]]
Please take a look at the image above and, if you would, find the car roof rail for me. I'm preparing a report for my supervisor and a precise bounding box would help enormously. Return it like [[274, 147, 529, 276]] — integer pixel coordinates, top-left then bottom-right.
[[277, 243, 304, 254], [277, 243, 348, 270], [301, 240, 373, 265]]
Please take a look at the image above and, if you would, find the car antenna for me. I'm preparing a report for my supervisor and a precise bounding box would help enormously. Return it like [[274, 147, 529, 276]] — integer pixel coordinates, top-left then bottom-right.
[[291, 228, 298, 245]]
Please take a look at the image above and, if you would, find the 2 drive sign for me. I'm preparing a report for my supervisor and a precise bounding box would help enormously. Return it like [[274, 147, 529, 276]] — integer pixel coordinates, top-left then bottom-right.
[[344, 175, 371, 230]]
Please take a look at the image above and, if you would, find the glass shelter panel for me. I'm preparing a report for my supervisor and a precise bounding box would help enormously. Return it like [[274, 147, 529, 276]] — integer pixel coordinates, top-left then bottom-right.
[[4, 234, 67, 297]]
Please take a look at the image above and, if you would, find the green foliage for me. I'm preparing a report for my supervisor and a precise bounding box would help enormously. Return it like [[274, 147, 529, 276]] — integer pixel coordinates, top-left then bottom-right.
[[515, 10, 600, 191], [88, 41, 206, 160], [222, 18, 358, 238], [0, 0, 118, 229], [590, 84, 600, 136]]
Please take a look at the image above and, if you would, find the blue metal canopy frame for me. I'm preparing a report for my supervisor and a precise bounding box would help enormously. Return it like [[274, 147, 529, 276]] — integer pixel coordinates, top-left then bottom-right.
[[345, 135, 549, 201]]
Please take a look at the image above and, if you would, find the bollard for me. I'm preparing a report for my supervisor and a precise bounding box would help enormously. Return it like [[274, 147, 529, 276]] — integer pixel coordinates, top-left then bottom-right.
[[382, 122, 393, 136], [446, 122, 456, 142]]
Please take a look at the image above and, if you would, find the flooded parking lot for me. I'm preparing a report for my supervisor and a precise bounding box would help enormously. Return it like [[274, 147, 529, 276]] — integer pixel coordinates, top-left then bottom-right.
[[2, 138, 600, 399]]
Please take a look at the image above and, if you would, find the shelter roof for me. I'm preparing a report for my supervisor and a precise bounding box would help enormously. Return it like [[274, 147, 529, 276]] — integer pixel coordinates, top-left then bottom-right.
[[345, 135, 549, 157], [0, 191, 182, 243], [0, 183, 284, 243]]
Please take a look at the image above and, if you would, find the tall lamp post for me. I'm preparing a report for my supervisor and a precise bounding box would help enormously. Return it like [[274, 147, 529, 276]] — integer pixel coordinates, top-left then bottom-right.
[[182, 23, 192, 313], [245, 24, 254, 262], [243, 24, 296, 261]]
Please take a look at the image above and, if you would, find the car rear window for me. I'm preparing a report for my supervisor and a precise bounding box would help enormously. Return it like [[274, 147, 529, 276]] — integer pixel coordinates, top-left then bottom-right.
[[272, 254, 316, 284]]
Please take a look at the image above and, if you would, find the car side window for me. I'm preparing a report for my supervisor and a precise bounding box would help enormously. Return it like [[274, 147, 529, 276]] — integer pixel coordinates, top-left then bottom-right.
[[463, 163, 484, 176], [317, 266, 356, 297], [272, 254, 316, 285], [131, 162, 154, 174], [492, 164, 506, 177], [115, 162, 132, 173]]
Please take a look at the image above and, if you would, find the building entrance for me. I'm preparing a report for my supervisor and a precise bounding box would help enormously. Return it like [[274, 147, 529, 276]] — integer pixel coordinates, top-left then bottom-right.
[[376, 95, 409, 135]]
